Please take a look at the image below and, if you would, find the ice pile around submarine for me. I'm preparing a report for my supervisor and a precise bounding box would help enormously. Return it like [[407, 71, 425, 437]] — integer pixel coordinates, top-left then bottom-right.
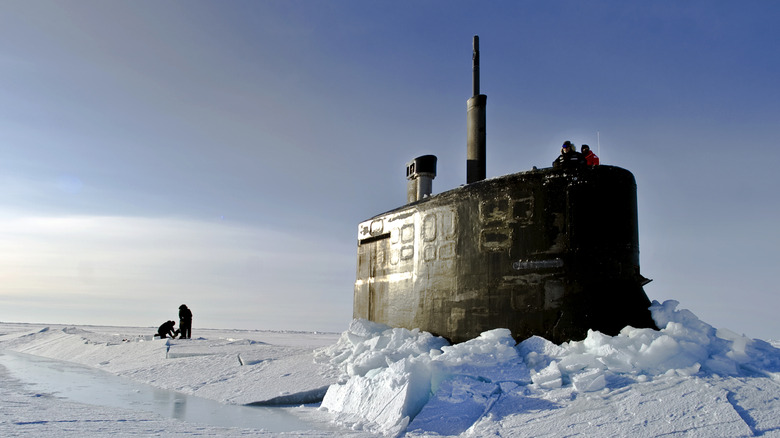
[[315, 299, 780, 436]]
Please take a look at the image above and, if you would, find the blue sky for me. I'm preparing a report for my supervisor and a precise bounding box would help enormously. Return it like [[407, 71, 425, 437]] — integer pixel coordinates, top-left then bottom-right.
[[1, 1, 778, 339]]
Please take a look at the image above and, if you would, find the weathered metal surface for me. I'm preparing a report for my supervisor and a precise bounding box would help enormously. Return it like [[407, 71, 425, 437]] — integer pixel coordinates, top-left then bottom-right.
[[354, 165, 656, 344], [466, 95, 487, 184]]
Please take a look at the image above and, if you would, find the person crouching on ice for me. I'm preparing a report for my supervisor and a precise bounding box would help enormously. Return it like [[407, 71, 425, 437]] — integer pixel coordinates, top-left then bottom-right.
[[156, 320, 177, 339]]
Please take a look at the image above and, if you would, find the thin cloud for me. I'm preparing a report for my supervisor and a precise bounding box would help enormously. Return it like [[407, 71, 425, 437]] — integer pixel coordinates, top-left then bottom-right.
[[0, 214, 354, 331]]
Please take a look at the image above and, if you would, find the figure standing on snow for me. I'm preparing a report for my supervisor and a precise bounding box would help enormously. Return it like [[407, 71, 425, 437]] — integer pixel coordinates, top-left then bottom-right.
[[157, 320, 177, 339], [553, 141, 585, 168], [581, 144, 600, 166], [179, 304, 193, 339]]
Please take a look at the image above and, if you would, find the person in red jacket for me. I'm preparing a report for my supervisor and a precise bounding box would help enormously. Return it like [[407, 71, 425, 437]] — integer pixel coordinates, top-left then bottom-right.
[[581, 144, 600, 166]]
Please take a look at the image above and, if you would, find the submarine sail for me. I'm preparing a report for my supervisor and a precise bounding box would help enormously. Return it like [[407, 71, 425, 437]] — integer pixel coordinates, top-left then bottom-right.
[[353, 37, 655, 344]]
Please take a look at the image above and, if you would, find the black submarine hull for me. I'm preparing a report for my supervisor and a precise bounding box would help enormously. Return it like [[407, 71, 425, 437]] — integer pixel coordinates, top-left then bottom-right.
[[354, 165, 656, 344]]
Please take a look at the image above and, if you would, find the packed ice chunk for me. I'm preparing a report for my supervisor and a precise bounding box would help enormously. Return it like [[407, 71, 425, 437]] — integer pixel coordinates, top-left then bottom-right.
[[517, 335, 567, 371], [531, 361, 562, 389], [321, 355, 432, 434], [314, 319, 448, 378], [571, 368, 606, 392], [407, 376, 499, 436], [434, 329, 531, 385], [319, 324, 532, 434]]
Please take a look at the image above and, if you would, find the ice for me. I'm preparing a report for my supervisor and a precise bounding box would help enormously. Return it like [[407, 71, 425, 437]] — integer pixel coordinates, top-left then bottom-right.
[[3, 299, 780, 437], [318, 300, 780, 435]]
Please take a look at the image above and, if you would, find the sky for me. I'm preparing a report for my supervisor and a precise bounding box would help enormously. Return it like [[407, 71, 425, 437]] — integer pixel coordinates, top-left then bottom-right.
[[0, 1, 778, 339]]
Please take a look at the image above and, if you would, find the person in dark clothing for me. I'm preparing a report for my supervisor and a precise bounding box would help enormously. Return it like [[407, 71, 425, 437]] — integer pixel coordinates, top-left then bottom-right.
[[581, 144, 600, 166], [179, 304, 193, 339], [157, 320, 177, 339], [553, 141, 585, 168]]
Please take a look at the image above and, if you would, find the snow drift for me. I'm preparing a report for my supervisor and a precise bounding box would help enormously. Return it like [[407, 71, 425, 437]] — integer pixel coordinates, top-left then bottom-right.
[[315, 300, 780, 436]]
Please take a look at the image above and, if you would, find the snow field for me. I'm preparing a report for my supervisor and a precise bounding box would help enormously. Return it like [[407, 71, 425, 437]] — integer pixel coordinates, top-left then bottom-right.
[[2, 299, 780, 437]]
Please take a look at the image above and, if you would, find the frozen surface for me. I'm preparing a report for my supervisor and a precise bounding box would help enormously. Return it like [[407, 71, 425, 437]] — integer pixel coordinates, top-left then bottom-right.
[[2, 300, 780, 437], [0, 350, 329, 432]]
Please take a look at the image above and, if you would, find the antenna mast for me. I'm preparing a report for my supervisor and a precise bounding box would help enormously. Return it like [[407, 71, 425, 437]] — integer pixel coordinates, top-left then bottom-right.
[[597, 131, 601, 157], [466, 35, 487, 184]]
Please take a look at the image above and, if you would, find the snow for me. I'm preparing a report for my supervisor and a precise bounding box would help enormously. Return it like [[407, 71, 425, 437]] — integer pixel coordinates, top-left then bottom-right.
[[2, 300, 780, 437]]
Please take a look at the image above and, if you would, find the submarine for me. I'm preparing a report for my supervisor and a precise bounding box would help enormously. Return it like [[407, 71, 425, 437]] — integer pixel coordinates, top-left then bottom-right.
[[354, 36, 656, 344]]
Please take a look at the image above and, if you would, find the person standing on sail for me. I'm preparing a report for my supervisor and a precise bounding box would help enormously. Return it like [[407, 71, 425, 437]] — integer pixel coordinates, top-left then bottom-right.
[[553, 141, 585, 168], [581, 144, 600, 166]]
